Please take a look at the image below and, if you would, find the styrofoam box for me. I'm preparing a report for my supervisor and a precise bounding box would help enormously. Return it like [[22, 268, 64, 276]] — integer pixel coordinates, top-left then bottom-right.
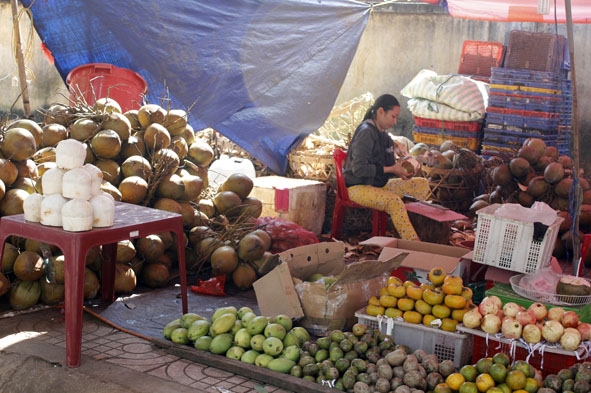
[[355, 309, 473, 368], [472, 203, 563, 274]]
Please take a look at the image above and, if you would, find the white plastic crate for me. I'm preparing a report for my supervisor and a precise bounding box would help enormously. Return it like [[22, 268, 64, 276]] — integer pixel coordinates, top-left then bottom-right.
[[472, 203, 563, 274], [355, 309, 473, 368]]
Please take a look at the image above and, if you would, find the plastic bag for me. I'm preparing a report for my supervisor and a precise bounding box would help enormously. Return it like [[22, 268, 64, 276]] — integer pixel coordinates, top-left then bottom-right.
[[190, 275, 226, 296], [519, 266, 562, 294]]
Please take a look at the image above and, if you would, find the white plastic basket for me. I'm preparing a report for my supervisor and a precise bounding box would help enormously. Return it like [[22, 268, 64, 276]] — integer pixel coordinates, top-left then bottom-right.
[[355, 309, 473, 368], [472, 203, 563, 273]]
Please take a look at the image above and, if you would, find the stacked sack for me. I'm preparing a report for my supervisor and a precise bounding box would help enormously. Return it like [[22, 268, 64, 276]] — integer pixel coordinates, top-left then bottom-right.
[[23, 139, 115, 231]]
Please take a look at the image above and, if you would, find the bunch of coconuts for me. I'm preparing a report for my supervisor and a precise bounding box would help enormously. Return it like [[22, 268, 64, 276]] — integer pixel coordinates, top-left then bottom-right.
[[187, 172, 273, 291], [0, 97, 267, 308]]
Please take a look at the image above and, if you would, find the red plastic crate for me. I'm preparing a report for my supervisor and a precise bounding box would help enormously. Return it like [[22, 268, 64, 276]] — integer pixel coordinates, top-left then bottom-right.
[[486, 106, 560, 119], [413, 116, 483, 132], [457, 326, 588, 377], [458, 40, 505, 77]]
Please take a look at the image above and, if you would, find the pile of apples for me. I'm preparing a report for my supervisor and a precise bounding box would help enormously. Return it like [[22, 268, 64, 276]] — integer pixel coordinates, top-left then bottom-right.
[[462, 295, 591, 351]]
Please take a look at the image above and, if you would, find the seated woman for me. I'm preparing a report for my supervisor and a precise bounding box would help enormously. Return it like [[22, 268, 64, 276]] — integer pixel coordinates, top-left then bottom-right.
[[344, 94, 430, 241]]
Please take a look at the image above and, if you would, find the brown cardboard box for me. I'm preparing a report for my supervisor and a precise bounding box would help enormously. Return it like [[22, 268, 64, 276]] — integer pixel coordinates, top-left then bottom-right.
[[252, 241, 408, 336], [360, 236, 471, 283]]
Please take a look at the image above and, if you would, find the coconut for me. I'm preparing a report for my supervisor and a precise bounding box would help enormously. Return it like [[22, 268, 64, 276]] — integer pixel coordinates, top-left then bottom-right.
[[123, 109, 142, 130], [13, 250, 44, 281], [23, 193, 44, 222], [180, 124, 195, 145], [90, 129, 122, 159], [556, 275, 591, 296], [33, 147, 57, 164], [9, 279, 41, 310], [534, 155, 553, 172], [118, 176, 148, 204], [41, 123, 68, 147], [170, 135, 189, 159], [232, 262, 258, 290], [192, 210, 211, 227], [143, 123, 171, 151], [56, 138, 87, 169], [43, 103, 70, 126], [86, 246, 103, 271], [62, 168, 92, 200], [240, 196, 263, 218], [1, 127, 36, 162], [509, 157, 531, 179], [84, 268, 100, 299], [0, 271, 11, 297], [210, 245, 239, 276], [40, 193, 68, 226], [101, 111, 131, 140], [213, 190, 243, 217], [136, 234, 166, 263], [129, 256, 145, 276], [439, 140, 457, 153], [114, 264, 137, 293], [12, 177, 37, 194], [523, 137, 546, 156], [0, 158, 19, 186], [37, 162, 56, 178], [469, 199, 489, 213], [141, 263, 170, 288], [545, 145, 559, 160], [62, 199, 94, 232], [188, 225, 216, 248], [156, 173, 186, 200], [517, 191, 535, 207], [152, 148, 180, 177], [491, 164, 512, 186], [220, 173, 254, 199], [94, 159, 121, 186], [526, 176, 550, 198], [0, 178, 5, 201], [163, 109, 188, 136], [544, 162, 565, 184], [0, 188, 30, 216], [82, 163, 103, 196], [137, 103, 167, 128], [116, 240, 136, 263], [93, 97, 122, 113], [197, 198, 216, 218], [238, 233, 267, 261], [42, 166, 66, 195], [178, 201, 196, 227], [517, 145, 541, 166], [8, 118, 43, 147], [69, 118, 100, 141], [15, 159, 39, 180], [100, 180, 123, 201], [121, 155, 152, 180], [559, 155, 572, 169], [554, 177, 573, 199], [188, 139, 214, 167], [1, 242, 19, 274], [40, 279, 65, 305], [180, 174, 203, 202], [152, 197, 183, 216], [580, 177, 590, 191], [120, 134, 147, 160]]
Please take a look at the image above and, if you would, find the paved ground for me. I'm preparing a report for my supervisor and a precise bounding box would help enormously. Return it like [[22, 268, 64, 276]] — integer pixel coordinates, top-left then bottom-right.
[[0, 306, 294, 393]]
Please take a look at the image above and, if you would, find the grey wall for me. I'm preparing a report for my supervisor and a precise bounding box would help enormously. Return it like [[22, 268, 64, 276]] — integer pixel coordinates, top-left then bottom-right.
[[1, 2, 589, 162]]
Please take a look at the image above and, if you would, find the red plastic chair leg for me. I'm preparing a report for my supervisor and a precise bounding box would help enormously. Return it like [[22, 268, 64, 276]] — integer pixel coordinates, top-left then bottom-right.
[[331, 200, 346, 239]]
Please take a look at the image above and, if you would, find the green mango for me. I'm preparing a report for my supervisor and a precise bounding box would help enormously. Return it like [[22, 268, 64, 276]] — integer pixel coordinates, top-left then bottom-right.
[[255, 353, 274, 368], [226, 346, 245, 360], [170, 327, 189, 345], [180, 312, 206, 328], [210, 313, 237, 336], [246, 315, 268, 335], [209, 333, 233, 354], [194, 336, 212, 351], [212, 306, 238, 321], [240, 349, 260, 364], [187, 319, 211, 341], [267, 358, 296, 374], [162, 319, 181, 340]]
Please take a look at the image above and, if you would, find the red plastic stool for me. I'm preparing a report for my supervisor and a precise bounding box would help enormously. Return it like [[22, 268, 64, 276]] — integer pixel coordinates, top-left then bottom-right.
[[0, 202, 188, 368]]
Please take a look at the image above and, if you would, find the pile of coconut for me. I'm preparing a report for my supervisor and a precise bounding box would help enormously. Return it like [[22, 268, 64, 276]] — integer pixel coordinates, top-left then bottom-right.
[[23, 139, 115, 231]]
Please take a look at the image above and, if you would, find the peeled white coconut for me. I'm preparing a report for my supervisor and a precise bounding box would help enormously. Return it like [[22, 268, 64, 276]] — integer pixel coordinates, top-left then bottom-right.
[[23, 193, 44, 222], [42, 166, 67, 195], [40, 194, 68, 227], [90, 192, 115, 227], [62, 199, 94, 232], [55, 139, 87, 169], [82, 163, 103, 196], [62, 167, 92, 200]]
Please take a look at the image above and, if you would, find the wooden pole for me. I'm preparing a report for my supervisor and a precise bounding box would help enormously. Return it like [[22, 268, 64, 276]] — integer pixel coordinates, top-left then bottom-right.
[[11, 0, 31, 118], [564, 0, 582, 275]]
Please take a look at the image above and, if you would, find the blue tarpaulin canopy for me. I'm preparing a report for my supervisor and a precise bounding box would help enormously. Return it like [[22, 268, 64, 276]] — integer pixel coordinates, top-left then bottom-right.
[[21, 0, 371, 174]]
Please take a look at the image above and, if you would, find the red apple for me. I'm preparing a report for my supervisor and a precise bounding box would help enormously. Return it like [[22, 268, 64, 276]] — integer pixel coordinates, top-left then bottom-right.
[[561, 311, 580, 328], [528, 302, 548, 322], [542, 319, 565, 343], [502, 302, 523, 318], [481, 313, 502, 334], [522, 323, 542, 344], [501, 317, 523, 339], [516, 310, 537, 326], [576, 322, 591, 341]]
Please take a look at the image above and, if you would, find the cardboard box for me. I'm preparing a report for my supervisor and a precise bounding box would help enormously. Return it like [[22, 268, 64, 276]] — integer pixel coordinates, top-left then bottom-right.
[[250, 176, 327, 235], [252, 241, 408, 336], [360, 236, 471, 283]]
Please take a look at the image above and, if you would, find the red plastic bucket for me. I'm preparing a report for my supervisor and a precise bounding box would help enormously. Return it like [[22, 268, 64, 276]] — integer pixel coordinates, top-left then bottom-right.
[[66, 63, 148, 112]]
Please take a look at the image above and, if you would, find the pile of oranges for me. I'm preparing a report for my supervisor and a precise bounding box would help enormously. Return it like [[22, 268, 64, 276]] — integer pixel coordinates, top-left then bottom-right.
[[364, 267, 475, 332]]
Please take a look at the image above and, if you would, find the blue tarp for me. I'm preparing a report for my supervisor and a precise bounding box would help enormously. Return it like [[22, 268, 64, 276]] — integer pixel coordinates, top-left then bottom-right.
[[21, 0, 370, 174]]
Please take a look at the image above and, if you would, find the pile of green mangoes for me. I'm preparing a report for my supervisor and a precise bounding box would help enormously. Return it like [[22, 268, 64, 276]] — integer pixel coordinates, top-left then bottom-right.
[[163, 305, 310, 373]]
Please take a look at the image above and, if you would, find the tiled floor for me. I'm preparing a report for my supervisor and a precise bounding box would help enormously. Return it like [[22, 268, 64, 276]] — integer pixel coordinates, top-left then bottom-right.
[[0, 306, 294, 393]]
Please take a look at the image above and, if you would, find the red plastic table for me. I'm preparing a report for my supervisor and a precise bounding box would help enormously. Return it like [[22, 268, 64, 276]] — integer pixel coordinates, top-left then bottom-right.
[[0, 202, 189, 368]]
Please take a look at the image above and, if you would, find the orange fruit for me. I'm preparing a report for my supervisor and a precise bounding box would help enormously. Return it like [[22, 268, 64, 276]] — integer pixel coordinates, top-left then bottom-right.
[[445, 372, 466, 391], [423, 287, 445, 305], [442, 281, 463, 295], [403, 280, 417, 288], [444, 275, 463, 285], [406, 284, 425, 301], [458, 381, 478, 393], [428, 267, 447, 286], [444, 294, 467, 309], [365, 304, 385, 317], [379, 294, 397, 308], [492, 352, 510, 366], [461, 286, 474, 300], [414, 299, 433, 315], [451, 308, 468, 322], [385, 307, 403, 319], [475, 357, 493, 374], [459, 364, 478, 382], [432, 304, 451, 319], [388, 283, 407, 298], [434, 383, 453, 393], [441, 317, 459, 332], [397, 297, 415, 311], [523, 377, 541, 393], [496, 383, 511, 393], [403, 310, 423, 324], [423, 314, 437, 327], [387, 275, 403, 286], [475, 373, 495, 392], [368, 296, 381, 306], [505, 370, 527, 391], [379, 286, 389, 297], [489, 363, 507, 384]]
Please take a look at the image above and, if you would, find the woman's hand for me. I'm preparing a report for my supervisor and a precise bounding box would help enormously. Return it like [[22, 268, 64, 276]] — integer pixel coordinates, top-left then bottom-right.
[[385, 161, 413, 180]]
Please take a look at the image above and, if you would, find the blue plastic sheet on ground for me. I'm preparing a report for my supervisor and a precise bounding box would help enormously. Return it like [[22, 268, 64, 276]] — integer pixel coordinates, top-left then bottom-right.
[[21, 0, 370, 174]]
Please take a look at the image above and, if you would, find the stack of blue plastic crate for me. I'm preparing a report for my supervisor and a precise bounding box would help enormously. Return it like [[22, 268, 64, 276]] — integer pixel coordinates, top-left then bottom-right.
[[480, 67, 572, 159]]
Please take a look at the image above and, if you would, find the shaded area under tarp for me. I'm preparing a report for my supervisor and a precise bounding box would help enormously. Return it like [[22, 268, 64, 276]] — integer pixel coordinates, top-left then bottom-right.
[[20, 0, 370, 174]]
